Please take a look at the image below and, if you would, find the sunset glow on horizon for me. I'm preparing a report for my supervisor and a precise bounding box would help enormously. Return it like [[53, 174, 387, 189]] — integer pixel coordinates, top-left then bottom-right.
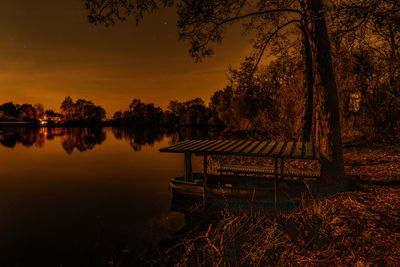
[[0, 0, 253, 116]]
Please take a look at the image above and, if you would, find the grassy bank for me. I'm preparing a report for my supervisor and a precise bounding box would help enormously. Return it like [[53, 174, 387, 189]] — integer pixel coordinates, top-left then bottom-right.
[[162, 186, 400, 266], [158, 145, 400, 266]]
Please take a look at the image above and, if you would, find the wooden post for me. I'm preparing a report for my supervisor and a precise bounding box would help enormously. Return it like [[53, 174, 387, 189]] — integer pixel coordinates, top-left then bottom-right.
[[219, 155, 222, 175], [204, 154, 208, 177], [274, 158, 278, 212], [184, 151, 193, 181], [203, 154, 208, 208]]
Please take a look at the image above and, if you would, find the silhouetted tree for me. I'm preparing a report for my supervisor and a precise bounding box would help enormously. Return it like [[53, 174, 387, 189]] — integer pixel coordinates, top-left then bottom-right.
[[34, 104, 45, 119], [167, 98, 209, 126], [60, 96, 74, 121], [113, 111, 123, 121], [60, 97, 106, 123], [210, 55, 305, 137], [115, 99, 164, 126], [18, 104, 37, 121], [85, 0, 352, 191], [0, 102, 18, 121], [0, 102, 40, 122]]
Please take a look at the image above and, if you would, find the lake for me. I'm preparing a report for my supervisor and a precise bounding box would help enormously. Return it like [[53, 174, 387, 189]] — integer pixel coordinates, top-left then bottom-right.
[[0, 127, 218, 266]]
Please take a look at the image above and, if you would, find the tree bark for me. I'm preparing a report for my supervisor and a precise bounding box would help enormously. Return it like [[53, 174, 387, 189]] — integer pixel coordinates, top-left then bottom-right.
[[300, 22, 314, 142], [306, 0, 347, 193]]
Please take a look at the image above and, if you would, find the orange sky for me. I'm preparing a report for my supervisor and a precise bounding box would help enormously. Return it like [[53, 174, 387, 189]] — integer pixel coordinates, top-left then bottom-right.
[[0, 0, 253, 116]]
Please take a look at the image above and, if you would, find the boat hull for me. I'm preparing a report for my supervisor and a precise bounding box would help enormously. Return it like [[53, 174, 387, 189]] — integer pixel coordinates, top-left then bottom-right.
[[170, 174, 306, 202]]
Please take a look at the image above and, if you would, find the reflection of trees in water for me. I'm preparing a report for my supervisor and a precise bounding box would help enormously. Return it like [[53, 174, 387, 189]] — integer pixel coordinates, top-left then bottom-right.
[[0, 128, 53, 148], [112, 127, 165, 151], [112, 127, 222, 151], [0, 126, 222, 152], [0, 127, 106, 154], [0, 130, 20, 147], [61, 128, 106, 154], [170, 128, 222, 144]]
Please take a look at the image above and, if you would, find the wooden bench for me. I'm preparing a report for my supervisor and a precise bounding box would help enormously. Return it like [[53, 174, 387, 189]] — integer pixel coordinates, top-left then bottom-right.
[[219, 164, 320, 178]]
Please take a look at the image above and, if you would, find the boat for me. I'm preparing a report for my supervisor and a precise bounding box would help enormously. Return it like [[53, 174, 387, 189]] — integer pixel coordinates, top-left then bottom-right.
[[170, 173, 308, 203]]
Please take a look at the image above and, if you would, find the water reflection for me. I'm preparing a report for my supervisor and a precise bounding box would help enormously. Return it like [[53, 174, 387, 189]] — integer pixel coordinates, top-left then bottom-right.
[[0, 126, 303, 265], [112, 127, 166, 151], [0, 127, 201, 266], [0, 128, 44, 148], [0, 127, 64, 148], [0, 127, 222, 153], [62, 127, 106, 154]]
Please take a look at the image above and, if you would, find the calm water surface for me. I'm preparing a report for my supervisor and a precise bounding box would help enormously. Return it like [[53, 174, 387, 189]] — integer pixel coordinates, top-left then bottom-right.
[[0, 127, 215, 266]]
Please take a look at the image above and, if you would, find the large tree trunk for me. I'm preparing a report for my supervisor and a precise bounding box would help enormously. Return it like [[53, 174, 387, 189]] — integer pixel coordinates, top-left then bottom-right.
[[306, 0, 347, 193], [300, 22, 314, 142]]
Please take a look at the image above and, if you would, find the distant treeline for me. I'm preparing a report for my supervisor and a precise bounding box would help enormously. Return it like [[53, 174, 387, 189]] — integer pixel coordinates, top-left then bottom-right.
[[60, 97, 106, 125], [0, 98, 106, 126], [1, 36, 398, 143], [0, 102, 51, 125], [0, 96, 222, 128], [0, 102, 42, 122], [112, 97, 222, 128], [113, 44, 399, 143], [114, 39, 400, 143]]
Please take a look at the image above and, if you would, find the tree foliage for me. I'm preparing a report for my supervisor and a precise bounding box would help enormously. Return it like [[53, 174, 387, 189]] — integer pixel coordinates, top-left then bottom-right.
[[0, 102, 38, 122], [113, 98, 164, 126], [60, 97, 106, 122], [167, 97, 210, 126], [84, 0, 400, 189]]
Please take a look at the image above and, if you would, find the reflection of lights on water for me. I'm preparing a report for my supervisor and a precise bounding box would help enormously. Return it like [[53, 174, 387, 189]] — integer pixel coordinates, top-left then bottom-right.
[[38, 127, 48, 137]]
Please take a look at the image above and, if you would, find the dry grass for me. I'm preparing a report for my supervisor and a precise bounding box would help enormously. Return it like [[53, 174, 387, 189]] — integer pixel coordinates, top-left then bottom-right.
[[159, 145, 400, 266], [164, 186, 400, 266], [343, 145, 400, 182]]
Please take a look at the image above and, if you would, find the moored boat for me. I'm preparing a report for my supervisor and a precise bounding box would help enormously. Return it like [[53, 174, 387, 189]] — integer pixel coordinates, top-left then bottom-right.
[[170, 173, 307, 203]]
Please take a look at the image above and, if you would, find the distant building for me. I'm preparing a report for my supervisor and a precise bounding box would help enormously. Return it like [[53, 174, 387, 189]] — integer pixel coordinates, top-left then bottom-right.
[[42, 111, 65, 125]]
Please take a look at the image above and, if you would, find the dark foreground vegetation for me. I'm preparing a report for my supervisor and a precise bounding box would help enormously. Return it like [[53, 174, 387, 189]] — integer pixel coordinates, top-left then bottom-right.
[[160, 186, 400, 266], [133, 145, 400, 266]]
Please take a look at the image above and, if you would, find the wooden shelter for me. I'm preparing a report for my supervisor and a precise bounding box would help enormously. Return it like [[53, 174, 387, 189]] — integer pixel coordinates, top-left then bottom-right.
[[160, 139, 319, 208]]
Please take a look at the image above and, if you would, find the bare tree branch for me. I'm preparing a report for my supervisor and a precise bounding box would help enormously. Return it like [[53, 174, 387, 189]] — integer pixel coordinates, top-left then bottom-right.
[[250, 19, 301, 80], [212, 8, 302, 27]]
